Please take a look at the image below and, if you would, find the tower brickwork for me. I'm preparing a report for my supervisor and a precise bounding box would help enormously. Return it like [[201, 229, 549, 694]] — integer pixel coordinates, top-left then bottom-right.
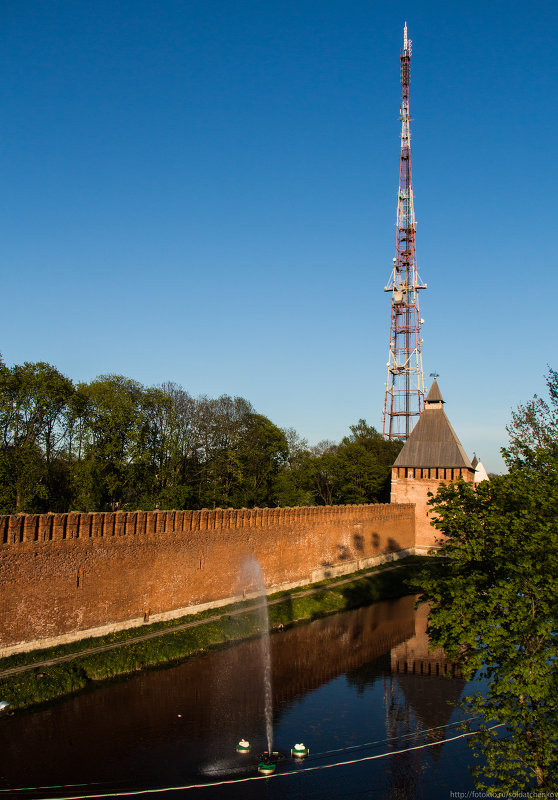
[[390, 381, 475, 551]]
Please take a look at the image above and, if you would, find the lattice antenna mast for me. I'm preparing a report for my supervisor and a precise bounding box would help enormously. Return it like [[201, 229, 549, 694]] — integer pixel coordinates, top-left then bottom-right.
[[382, 23, 427, 440]]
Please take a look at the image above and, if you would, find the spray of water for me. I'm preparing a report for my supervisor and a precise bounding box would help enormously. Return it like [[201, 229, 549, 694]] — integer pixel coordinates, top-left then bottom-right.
[[239, 555, 273, 755]]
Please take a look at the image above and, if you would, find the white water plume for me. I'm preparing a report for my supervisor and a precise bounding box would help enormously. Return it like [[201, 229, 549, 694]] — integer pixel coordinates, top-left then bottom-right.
[[239, 554, 273, 755]]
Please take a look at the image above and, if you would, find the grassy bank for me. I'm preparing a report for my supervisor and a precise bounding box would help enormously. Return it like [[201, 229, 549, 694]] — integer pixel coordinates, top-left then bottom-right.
[[0, 556, 431, 712]]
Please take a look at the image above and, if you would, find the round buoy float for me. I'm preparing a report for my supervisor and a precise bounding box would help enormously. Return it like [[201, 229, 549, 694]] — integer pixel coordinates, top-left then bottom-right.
[[291, 743, 309, 758], [236, 739, 252, 753], [257, 761, 276, 775]]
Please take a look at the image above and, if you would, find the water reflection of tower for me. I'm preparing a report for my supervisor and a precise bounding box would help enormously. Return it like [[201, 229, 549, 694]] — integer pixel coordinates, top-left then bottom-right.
[[390, 602, 464, 681], [383, 602, 467, 797], [383, 673, 423, 799]]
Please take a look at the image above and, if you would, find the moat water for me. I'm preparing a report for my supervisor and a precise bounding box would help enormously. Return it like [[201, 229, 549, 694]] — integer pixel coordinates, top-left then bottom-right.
[[0, 596, 482, 799]]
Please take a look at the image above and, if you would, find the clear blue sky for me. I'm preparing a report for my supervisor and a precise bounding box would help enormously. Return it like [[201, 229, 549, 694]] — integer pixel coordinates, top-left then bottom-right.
[[1, 0, 556, 474]]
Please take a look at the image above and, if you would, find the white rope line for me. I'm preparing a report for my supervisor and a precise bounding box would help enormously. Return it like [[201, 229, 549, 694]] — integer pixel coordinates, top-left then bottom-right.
[[0, 715, 480, 794], [32, 723, 505, 800], [310, 714, 480, 758], [0, 785, 104, 794]]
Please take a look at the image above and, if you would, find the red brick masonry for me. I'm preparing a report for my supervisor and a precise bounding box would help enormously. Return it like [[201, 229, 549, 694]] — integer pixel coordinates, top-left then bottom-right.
[[0, 504, 415, 655]]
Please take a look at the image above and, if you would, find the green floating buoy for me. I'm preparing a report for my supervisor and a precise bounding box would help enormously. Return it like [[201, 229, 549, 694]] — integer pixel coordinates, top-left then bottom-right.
[[291, 743, 309, 758], [236, 739, 251, 753], [257, 761, 277, 775]]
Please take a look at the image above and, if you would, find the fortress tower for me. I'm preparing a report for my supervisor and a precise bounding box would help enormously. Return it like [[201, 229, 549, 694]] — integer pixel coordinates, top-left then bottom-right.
[[390, 380, 475, 552]]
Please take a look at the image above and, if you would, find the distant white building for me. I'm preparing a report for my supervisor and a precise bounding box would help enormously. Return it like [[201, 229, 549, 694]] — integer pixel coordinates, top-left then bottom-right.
[[471, 454, 489, 483]]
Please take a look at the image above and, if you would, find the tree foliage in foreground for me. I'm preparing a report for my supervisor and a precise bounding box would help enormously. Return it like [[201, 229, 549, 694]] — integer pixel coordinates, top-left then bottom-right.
[[414, 370, 558, 790], [0, 355, 400, 513]]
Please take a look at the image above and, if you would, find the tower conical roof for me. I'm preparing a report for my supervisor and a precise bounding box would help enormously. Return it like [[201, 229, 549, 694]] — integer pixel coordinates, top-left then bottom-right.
[[425, 379, 443, 404], [393, 383, 473, 469], [473, 458, 489, 483]]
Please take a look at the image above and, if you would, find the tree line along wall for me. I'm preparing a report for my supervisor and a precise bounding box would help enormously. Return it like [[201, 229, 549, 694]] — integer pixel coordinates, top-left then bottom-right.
[[0, 503, 415, 656]]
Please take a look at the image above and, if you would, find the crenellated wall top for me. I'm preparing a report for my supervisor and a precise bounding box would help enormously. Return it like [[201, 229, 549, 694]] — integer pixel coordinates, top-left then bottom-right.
[[0, 503, 415, 546]]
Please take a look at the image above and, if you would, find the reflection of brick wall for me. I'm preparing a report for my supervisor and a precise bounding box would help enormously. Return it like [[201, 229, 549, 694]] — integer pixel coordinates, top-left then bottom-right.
[[0, 503, 415, 655], [271, 596, 416, 702], [0, 598, 419, 789]]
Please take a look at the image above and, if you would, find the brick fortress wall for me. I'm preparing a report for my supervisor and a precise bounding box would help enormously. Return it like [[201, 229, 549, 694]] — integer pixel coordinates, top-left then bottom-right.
[[0, 503, 415, 656]]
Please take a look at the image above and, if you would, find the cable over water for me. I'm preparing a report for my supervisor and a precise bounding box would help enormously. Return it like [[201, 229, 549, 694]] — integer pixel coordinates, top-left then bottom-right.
[[14, 722, 504, 800]]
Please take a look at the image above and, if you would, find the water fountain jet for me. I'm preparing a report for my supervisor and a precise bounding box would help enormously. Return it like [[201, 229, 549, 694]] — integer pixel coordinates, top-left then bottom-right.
[[238, 555, 273, 756]]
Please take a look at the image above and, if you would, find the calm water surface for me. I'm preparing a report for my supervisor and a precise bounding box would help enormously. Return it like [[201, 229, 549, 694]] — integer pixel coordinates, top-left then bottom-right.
[[0, 596, 481, 799]]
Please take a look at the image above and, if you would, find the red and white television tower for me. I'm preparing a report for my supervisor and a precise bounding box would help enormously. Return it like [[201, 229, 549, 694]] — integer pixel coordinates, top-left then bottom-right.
[[382, 23, 427, 440]]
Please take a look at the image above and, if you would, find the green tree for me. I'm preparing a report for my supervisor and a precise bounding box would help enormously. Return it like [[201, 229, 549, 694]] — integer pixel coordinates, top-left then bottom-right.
[[235, 413, 289, 507], [139, 383, 199, 510], [273, 428, 315, 507], [302, 421, 402, 506], [504, 366, 558, 466], [415, 371, 558, 790], [0, 356, 405, 513], [335, 420, 402, 503], [192, 395, 254, 508], [0, 359, 74, 511], [73, 375, 151, 511]]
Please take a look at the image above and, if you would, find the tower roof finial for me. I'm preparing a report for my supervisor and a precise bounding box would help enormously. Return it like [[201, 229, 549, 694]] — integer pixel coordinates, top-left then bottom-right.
[[425, 380, 444, 404]]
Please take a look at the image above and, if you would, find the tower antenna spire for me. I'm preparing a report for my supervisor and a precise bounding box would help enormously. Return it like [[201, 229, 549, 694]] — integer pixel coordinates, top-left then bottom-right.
[[382, 24, 426, 441]]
